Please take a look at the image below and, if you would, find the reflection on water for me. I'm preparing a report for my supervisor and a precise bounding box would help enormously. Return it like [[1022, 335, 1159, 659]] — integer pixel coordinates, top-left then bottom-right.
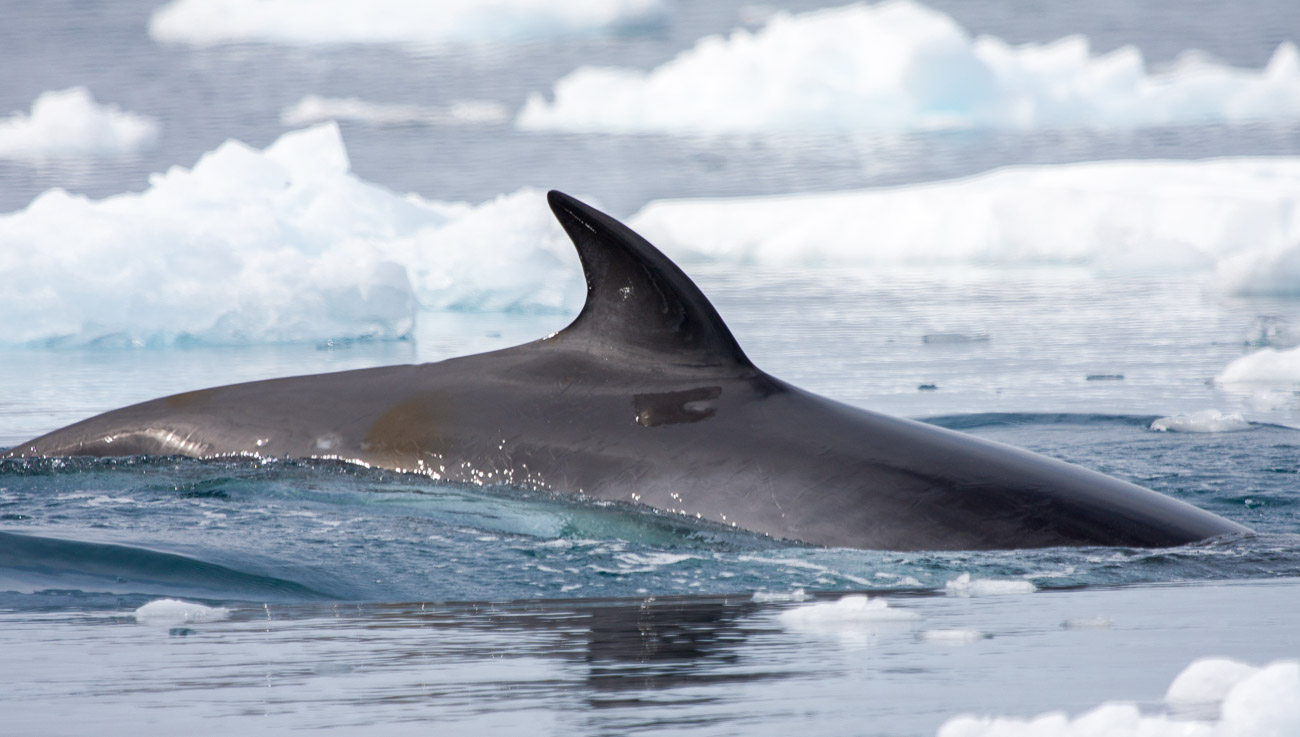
[[3, 581, 1297, 736]]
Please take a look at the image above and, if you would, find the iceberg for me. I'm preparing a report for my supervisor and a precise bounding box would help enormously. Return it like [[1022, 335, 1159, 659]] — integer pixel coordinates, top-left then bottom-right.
[[0, 123, 580, 347], [518, 0, 1300, 134], [0, 87, 158, 161], [149, 0, 668, 47]]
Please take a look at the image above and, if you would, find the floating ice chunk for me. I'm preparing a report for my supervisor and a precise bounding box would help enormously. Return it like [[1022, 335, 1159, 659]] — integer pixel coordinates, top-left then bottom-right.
[[1216, 347, 1300, 386], [0, 123, 580, 346], [519, 0, 1300, 134], [918, 629, 987, 644], [945, 573, 1036, 597], [1150, 410, 1251, 433], [1165, 658, 1261, 707], [0, 87, 158, 161], [628, 158, 1300, 291], [937, 659, 1300, 737], [281, 95, 509, 127], [150, 0, 668, 47], [923, 332, 990, 344], [778, 594, 921, 626], [134, 599, 231, 625], [752, 588, 810, 603]]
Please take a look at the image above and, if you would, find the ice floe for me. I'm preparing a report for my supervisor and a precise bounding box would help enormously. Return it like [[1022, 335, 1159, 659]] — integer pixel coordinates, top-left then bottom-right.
[[1150, 410, 1252, 433], [150, 0, 668, 47], [938, 658, 1300, 737], [519, 0, 1300, 134], [774, 595, 920, 629], [0, 87, 158, 162], [944, 573, 1036, 597], [1216, 347, 1300, 386], [0, 123, 578, 346], [628, 158, 1300, 293], [134, 599, 231, 625], [281, 95, 509, 128]]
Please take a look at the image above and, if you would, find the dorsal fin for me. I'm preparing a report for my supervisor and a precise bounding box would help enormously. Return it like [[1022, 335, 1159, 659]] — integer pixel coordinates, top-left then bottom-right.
[[547, 190, 753, 369]]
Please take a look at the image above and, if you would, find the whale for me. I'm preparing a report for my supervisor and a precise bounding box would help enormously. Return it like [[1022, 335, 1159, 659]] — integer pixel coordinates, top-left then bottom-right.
[[7, 191, 1249, 550]]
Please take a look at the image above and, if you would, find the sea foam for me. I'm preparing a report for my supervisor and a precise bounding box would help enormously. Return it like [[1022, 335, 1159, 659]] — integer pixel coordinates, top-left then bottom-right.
[[149, 0, 667, 47], [0, 87, 158, 161], [0, 123, 579, 347], [1150, 410, 1251, 433], [937, 658, 1300, 737], [519, 0, 1300, 134]]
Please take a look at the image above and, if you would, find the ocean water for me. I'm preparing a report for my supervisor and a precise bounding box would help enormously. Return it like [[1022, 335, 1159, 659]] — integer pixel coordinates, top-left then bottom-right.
[[2, 1, 1300, 735]]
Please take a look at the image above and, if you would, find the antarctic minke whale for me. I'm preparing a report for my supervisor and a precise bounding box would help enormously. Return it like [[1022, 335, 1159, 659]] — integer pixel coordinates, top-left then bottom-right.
[[8, 191, 1249, 550]]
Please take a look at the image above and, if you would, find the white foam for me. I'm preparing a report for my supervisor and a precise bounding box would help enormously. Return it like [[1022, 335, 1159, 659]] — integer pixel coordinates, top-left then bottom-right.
[[628, 158, 1300, 293], [281, 95, 509, 128], [944, 573, 1037, 597], [0, 88, 158, 161], [150, 0, 667, 47], [937, 659, 1300, 737], [1150, 410, 1252, 433], [1061, 617, 1113, 630], [134, 599, 231, 625], [1216, 347, 1300, 386], [519, 0, 1300, 134], [0, 123, 581, 346]]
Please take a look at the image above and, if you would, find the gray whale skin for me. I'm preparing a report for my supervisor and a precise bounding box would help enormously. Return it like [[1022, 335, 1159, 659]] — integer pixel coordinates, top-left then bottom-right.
[[8, 191, 1250, 550]]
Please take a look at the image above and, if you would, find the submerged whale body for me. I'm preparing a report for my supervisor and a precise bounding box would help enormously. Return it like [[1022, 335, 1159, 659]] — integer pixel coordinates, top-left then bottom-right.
[[9, 191, 1249, 550]]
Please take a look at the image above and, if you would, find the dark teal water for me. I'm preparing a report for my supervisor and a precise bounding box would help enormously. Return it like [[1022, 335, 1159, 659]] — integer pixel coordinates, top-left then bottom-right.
[[3, 413, 1294, 611]]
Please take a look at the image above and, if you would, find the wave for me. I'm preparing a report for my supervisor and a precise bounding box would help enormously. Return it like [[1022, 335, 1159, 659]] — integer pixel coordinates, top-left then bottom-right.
[[0, 530, 332, 601], [920, 412, 1160, 430], [518, 0, 1300, 134]]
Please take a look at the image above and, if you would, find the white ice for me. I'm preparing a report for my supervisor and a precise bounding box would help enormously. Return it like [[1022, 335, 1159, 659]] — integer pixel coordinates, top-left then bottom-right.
[[937, 658, 1300, 737], [945, 573, 1037, 597], [0, 123, 579, 346], [133, 599, 231, 625], [281, 95, 509, 128], [519, 0, 1300, 134], [1149, 410, 1252, 433], [0, 87, 158, 162], [150, 0, 667, 47], [628, 158, 1300, 295], [779, 594, 922, 625], [1217, 347, 1300, 386]]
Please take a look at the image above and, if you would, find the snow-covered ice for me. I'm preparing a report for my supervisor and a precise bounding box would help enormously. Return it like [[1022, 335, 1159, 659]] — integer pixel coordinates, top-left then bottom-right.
[[629, 158, 1300, 294], [134, 599, 231, 625], [150, 0, 668, 47], [1150, 410, 1252, 433], [0, 123, 580, 346], [519, 0, 1300, 134], [1216, 347, 1300, 387], [938, 659, 1300, 737], [0, 88, 158, 162]]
